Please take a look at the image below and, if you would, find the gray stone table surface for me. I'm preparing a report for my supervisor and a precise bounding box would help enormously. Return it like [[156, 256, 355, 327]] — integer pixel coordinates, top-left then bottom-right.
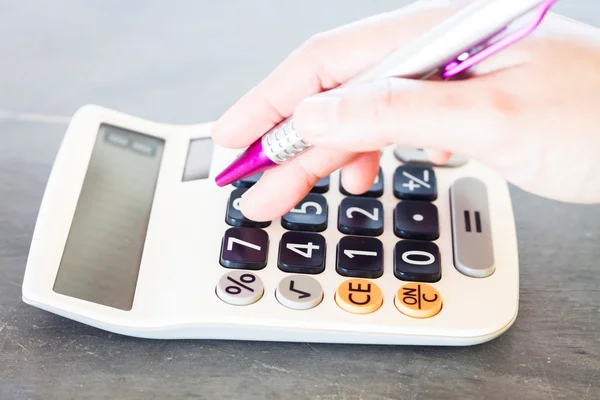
[[1, 1, 599, 399]]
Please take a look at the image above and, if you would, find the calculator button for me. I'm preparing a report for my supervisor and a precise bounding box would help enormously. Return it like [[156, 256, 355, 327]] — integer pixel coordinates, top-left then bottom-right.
[[393, 165, 437, 201], [338, 197, 384, 236], [393, 146, 468, 168], [450, 177, 495, 278], [216, 270, 264, 306], [310, 176, 330, 193], [393, 201, 439, 240], [276, 275, 324, 310], [339, 167, 383, 197], [232, 172, 263, 188], [226, 188, 271, 228], [336, 236, 383, 278], [394, 240, 441, 283], [394, 282, 442, 318], [220, 227, 269, 270], [278, 232, 326, 274], [335, 279, 383, 314], [281, 193, 328, 232]]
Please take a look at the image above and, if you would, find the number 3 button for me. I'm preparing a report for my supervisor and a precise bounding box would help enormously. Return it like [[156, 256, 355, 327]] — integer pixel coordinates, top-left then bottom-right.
[[282, 194, 328, 232], [338, 197, 384, 236]]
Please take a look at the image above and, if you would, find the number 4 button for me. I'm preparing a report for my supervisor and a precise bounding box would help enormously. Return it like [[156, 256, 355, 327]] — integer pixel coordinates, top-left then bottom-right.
[[278, 232, 326, 274]]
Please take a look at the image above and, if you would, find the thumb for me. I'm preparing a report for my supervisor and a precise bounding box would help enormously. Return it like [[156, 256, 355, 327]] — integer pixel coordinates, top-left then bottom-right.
[[292, 74, 516, 157]]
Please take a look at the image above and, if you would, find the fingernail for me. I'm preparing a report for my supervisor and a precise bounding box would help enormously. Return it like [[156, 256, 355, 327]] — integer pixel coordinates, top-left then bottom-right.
[[293, 94, 340, 139]]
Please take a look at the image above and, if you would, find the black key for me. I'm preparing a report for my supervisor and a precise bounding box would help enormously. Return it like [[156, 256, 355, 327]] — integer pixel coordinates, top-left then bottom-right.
[[310, 176, 330, 194], [339, 167, 383, 197], [393, 165, 437, 200], [220, 227, 269, 270], [278, 232, 326, 274], [394, 240, 441, 282], [225, 188, 270, 228], [281, 193, 328, 232], [336, 236, 383, 278], [232, 172, 263, 188], [393, 201, 439, 240], [338, 197, 384, 236]]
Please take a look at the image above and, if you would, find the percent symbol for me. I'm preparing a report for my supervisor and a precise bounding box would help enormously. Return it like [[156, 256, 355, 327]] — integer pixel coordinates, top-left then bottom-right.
[[225, 274, 256, 295]]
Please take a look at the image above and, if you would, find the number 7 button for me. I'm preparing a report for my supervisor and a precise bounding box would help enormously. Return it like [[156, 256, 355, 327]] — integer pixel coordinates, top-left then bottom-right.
[[220, 227, 269, 270]]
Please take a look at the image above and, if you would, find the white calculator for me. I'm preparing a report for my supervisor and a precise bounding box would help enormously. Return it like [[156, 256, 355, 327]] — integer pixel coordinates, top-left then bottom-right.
[[22, 104, 519, 346]]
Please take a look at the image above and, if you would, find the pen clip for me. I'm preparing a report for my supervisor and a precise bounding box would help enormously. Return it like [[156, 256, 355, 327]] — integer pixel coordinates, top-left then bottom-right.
[[442, 0, 558, 79]]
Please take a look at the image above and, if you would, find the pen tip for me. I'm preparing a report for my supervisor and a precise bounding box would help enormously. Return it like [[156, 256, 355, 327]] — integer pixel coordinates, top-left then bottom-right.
[[214, 139, 276, 187]]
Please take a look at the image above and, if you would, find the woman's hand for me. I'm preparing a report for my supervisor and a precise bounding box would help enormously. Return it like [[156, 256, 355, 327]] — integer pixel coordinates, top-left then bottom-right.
[[211, 0, 600, 222]]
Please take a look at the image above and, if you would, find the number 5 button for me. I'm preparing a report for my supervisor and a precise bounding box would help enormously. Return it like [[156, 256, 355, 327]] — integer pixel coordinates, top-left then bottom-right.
[[220, 227, 269, 270], [282, 193, 328, 232], [338, 197, 384, 236]]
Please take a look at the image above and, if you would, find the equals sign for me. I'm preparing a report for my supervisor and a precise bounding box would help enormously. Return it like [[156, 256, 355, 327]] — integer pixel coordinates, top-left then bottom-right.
[[463, 210, 482, 233]]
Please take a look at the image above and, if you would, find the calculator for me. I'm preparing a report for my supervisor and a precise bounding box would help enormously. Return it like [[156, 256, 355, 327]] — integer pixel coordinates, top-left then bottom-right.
[[22, 104, 519, 346]]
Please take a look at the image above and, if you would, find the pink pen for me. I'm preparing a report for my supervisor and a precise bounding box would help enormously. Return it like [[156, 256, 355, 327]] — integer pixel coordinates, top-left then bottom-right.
[[215, 0, 558, 187]]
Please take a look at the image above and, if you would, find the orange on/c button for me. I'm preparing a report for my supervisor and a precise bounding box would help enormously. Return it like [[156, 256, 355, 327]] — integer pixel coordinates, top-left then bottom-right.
[[335, 279, 383, 314], [394, 282, 442, 318]]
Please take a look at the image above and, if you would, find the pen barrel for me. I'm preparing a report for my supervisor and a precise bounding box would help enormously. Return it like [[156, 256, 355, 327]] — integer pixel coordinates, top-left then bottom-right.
[[261, 118, 312, 164]]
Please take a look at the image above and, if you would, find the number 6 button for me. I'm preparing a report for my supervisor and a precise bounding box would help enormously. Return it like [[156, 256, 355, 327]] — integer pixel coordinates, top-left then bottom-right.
[[338, 197, 384, 236], [220, 227, 269, 270], [282, 193, 328, 232]]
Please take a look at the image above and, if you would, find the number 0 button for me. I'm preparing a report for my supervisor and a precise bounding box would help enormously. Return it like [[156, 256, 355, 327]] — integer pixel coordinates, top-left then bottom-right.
[[394, 283, 442, 318], [335, 279, 383, 314], [338, 197, 384, 236], [220, 227, 269, 270], [216, 270, 264, 306], [394, 240, 441, 282], [282, 193, 328, 232]]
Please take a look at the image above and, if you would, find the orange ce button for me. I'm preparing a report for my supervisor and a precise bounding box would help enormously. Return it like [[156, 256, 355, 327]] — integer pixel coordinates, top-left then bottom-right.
[[335, 279, 383, 314]]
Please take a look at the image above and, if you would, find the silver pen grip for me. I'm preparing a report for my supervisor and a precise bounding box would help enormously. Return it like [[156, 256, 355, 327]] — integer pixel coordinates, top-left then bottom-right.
[[261, 117, 312, 164]]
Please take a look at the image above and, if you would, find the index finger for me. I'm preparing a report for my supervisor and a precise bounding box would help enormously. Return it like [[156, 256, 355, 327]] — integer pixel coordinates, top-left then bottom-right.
[[210, 1, 463, 149]]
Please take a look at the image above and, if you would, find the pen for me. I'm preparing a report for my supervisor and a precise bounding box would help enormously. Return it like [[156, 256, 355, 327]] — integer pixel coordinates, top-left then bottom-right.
[[215, 0, 558, 187]]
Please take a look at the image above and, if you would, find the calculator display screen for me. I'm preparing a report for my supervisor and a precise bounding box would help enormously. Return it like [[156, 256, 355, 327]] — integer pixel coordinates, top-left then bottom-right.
[[53, 124, 164, 311]]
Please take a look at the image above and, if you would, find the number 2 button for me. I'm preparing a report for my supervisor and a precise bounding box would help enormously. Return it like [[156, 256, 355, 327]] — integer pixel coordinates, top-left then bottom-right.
[[220, 228, 269, 270], [338, 197, 384, 236], [282, 194, 328, 232], [278, 232, 326, 274]]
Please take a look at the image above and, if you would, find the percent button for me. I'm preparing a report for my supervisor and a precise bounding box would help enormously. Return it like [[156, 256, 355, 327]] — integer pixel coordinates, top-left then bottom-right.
[[216, 270, 264, 306]]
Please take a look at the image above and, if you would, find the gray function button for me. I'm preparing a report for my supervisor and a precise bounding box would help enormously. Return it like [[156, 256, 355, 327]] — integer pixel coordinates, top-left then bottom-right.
[[450, 177, 495, 278], [216, 270, 264, 306], [276, 275, 324, 310], [394, 146, 468, 168]]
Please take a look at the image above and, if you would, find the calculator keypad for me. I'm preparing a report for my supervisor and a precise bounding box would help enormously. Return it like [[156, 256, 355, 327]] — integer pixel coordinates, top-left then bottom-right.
[[393, 201, 439, 240], [310, 176, 330, 194], [339, 167, 384, 198], [338, 197, 384, 236], [278, 232, 326, 274], [336, 236, 383, 279], [220, 227, 269, 270], [281, 193, 328, 232], [393, 165, 437, 201], [393, 240, 441, 283], [226, 188, 271, 228]]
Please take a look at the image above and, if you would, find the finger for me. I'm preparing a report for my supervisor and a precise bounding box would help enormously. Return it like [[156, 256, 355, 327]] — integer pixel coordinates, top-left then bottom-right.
[[211, 1, 464, 148], [239, 147, 358, 221], [339, 151, 381, 195], [293, 69, 523, 158], [424, 149, 453, 165]]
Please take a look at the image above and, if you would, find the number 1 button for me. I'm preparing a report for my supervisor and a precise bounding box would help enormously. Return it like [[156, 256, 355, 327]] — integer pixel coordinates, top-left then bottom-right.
[[336, 236, 383, 278], [220, 228, 269, 270], [278, 232, 326, 274], [282, 193, 328, 232], [338, 197, 384, 236]]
